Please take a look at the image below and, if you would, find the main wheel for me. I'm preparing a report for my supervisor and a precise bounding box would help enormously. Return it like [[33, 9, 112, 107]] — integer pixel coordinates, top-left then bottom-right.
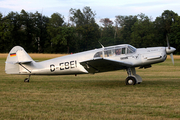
[[125, 76, 136, 85], [24, 78, 29, 82]]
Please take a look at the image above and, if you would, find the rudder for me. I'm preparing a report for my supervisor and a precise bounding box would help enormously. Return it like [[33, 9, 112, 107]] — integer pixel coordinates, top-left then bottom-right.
[[5, 46, 33, 74]]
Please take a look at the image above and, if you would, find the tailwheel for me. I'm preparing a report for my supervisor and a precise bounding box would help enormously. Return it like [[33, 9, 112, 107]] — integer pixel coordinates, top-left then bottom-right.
[[24, 75, 31, 82], [24, 78, 29, 82], [125, 76, 136, 85]]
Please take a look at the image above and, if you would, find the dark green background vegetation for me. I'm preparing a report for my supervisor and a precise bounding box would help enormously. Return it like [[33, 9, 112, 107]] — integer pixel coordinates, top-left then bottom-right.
[[0, 7, 180, 54]]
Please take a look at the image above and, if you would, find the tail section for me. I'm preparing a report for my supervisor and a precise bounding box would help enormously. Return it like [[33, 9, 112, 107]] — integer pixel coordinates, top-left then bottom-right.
[[5, 46, 34, 74]]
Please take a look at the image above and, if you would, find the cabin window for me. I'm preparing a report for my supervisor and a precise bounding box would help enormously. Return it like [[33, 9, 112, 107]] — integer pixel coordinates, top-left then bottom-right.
[[94, 51, 102, 58], [122, 48, 126, 54], [104, 49, 115, 57], [115, 47, 126, 55], [115, 48, 121, 55], [94, 48, 115, 58], [94, 45, 136, 58]]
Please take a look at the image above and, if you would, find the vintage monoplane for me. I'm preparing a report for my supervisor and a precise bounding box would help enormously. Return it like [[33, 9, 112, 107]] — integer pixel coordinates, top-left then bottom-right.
[[5, 41, 176, 85]]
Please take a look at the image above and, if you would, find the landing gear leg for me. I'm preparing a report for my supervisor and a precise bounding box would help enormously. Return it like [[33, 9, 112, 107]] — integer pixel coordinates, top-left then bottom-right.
[[125, 68, 142, 85], [24, 75, 31, 82]]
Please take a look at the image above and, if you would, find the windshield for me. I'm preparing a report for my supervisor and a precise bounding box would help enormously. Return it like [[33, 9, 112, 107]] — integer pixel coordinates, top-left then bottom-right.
[[104, 47, 115, 57], [127, 45, 136, 54]]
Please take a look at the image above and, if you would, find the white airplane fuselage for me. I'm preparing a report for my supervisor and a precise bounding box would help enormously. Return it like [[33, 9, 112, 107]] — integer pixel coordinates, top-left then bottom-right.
[[20, 46, 167, 75], [5, 44, 176, 85]]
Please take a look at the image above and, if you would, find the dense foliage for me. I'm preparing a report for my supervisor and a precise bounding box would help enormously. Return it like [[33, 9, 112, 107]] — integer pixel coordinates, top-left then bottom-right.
[[0, 7, 180, 54]]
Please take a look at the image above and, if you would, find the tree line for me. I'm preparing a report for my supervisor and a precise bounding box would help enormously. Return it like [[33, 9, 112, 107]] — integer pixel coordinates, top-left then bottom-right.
[[0, 7, 180, 54]]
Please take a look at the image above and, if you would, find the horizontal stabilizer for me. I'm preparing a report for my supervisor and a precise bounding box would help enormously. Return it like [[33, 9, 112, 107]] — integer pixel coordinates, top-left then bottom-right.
[[6, 61, 32, 64]]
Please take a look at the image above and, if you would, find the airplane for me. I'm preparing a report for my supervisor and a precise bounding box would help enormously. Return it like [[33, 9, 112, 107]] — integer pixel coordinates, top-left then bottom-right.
[[5, 41, 176, 85]]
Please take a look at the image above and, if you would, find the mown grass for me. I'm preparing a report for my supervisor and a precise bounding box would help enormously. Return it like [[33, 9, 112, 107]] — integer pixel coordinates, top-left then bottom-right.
[[1, 54, 180, 120]]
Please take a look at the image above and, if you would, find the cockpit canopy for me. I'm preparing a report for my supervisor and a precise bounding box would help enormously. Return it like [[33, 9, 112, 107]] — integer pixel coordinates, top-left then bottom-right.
[[94, 45, 136, 58]]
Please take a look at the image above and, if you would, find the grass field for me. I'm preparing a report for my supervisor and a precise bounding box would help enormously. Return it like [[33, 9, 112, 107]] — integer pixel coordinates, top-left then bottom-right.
[[1, 54, 180, 120]]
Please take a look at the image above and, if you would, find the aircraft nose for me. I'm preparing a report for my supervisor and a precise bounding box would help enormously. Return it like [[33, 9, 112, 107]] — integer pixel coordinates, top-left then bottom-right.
[[166, 47, 176, 54]]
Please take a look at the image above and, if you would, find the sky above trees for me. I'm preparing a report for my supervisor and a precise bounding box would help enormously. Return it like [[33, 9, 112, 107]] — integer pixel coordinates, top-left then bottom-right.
[[0, 0, 180, 24]]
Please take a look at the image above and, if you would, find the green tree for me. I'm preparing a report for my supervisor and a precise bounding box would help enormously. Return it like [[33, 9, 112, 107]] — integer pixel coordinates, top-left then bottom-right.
[[77, 23, 100, 51], [131, 14, 155, 48], [153, 16, 166, 46], [99, 18, 115, 46], [4, 10, 51, 53], [47, 13, 64, 53], [70, 6, 99, 51], [162, 10, 178, 34], [19, 9, 37, 52], [154, 10, 178, 47], [49, 13, 64, 27], [115, 15, 138, 44], [0, 13, 14, 52], [47, 13, 76, 53], [33, 11, 50, 53], [161, 10, 178, 49], [70, 6, 96, 26], [5, 11, 22, 49], [169, 16, 180, 54]]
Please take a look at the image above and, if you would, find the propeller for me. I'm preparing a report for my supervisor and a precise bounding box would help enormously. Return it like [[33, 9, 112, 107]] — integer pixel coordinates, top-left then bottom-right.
[[166, 35, 176, 65], [166, 35, 170, 49], [170, 53, 174, 65]]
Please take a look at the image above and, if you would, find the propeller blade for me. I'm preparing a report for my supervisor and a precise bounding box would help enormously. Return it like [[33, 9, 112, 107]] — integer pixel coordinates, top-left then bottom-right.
[[166, 35, 170, 49], [170, 53, 174, 65]]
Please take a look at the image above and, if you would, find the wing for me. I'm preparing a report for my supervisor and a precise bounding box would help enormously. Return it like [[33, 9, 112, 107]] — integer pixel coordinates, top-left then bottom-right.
[[80, 57, 133, 73]]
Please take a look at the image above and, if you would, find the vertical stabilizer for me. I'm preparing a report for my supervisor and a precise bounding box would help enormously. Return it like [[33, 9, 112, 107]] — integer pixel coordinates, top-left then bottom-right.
[[5, 46, 33, 74]]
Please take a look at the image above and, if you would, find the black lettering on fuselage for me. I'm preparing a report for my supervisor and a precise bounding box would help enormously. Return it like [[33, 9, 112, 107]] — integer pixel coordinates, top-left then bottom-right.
[[59, 63, 64, 70], [50, 60, 77, 72], [59, 60, 77, 71], [70, 61, 75, 68], [50, 64, 55, 72], [65, 62, 69, 69]]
